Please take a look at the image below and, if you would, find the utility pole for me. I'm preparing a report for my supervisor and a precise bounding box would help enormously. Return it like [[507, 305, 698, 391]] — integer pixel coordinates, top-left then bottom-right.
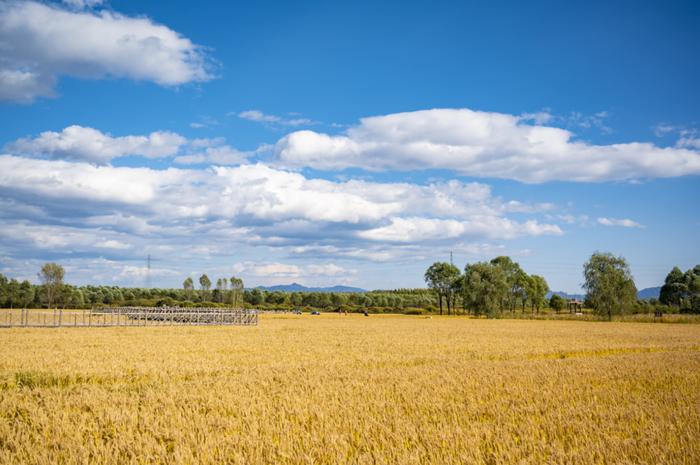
[[146, 254, 151, 289], [450, 251, 453, 266]]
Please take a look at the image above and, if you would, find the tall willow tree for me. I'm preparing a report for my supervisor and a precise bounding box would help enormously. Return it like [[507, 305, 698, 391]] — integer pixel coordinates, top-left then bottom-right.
[[183, 277, 195, 300], [583, 252, 637, 320], [424, 262, 460, 315], [230, 276, 244, 308], [39, 263, 64, 309]]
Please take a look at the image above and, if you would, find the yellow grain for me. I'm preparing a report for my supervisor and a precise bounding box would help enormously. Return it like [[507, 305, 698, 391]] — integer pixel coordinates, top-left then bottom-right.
[[0, 314, 699, 464]]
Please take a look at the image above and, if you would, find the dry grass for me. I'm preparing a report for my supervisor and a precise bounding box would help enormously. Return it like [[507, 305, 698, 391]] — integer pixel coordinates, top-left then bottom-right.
[[1, 314, 699, 464]]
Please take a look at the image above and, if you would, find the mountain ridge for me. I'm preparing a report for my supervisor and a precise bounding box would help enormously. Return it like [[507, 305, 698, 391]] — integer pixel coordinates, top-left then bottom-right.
[[255, 282, 367, 293]]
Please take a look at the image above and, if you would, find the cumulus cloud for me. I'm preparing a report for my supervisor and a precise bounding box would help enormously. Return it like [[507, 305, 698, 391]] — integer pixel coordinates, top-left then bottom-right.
[[0, 155, 561, 248], [274, 108, 700, 183], [7, 125, 186, 163], [0, 152, 569, 286], [358, 217, 561, 243], [597, 217, 644, 228], [233, 262, 302, 278], [5, 126, 258, 165], [231, 261, 356, 285], [0, 1, 213, 103]]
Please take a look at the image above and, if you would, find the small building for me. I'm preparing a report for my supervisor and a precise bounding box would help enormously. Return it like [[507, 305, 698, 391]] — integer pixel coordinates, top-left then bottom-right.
[[567, 299, 584, 313]]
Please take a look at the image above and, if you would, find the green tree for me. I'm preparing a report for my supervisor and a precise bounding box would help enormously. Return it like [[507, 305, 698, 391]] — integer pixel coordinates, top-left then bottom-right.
[[583, 252, 637, 320], [246, 288, 264, 306], [39, 263, 64, 309], [688, 266, 700, 313], [6, 279, 20, 308], [549, 294, 565, 313], [183, 277, 195, 300], [490, 256, 527, 312], [18, 280, 35, 309], [424, 262, 460, 315], [462, 262, 508, 317], [526, 275, 549, 313], [659, 266, 687, 307], [317, 293, 332, 309], [199, 274, 212, 301], [230, 276, 244, 308], [0, 273, 8, 306], [330, 292, 346, 309], [215, 278, 226, 303], [290, 292, 303, 307]]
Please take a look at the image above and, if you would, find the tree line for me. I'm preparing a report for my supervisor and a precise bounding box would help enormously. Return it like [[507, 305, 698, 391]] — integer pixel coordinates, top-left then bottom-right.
[[0, 265, 432, 312], [425, 252, 700, 319], [1, 257, 698, 317], [424, 256, 550, 317]]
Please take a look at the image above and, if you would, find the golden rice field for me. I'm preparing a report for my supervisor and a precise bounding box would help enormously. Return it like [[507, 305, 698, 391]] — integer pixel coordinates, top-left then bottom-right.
[[1, 313, 699, 465]]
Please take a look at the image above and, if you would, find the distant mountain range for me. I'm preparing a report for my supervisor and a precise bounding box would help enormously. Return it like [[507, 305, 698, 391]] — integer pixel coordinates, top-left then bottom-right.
[[255, 283, 367, 293], [547, 291, 585, 300], [637, 286, 661, 299], [548, 286, 661, 301], [254, 283, 662, 299]]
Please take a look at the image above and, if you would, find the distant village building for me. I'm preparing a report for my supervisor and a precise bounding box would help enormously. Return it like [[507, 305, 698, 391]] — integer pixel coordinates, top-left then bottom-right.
[[567, 299, 584, 313]]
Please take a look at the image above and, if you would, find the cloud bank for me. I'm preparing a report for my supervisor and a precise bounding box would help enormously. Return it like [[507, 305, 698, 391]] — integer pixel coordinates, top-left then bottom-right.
[[5, 126, 254, 165], [0, 155, 561, 266], [275, 108, 700, 183], [0, 1, 213, 102], [7, 125, 186, 164]]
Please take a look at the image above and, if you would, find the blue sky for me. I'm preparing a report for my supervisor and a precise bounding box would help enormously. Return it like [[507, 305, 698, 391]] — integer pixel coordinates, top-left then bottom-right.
[[0, 0, 698, 292]]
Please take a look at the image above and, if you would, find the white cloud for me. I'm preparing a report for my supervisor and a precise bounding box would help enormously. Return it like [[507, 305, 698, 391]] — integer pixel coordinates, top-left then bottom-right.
[[306, 263, 353, 277], [237, 109, 314, 127], [274, 108, 700, 182], [5, 126, 258, 165], [654, 124, 678, 137], [174, 145, 249, 165], [0, 68, 54, 101], [117, 264, 178, 280], [0, 1, 213, 103], [358, 217, 562, 243], [189, 115, 219, 129], [95, 239, 131, 250], [7, 125, 186, 163], [652, 124, 700, 150], [231, 261, 356, 286], [233, 262, 301, 278], [678, 137, 700, 150], [0, 155, 561, 248], [0, 154, 185, 203], [0, 221, 136, 251], [597, 217, 644, 228], [564, 111, 611, 133], [519, 111, 553, 125], [62, 0, 104, 9]]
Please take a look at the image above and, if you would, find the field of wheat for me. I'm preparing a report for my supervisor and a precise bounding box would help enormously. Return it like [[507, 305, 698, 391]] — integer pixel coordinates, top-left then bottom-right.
[[1, 313, 699, 464]]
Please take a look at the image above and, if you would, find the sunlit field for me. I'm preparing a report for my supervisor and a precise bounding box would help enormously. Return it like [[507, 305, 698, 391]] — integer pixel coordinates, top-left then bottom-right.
[[1, 314, 699, 464]]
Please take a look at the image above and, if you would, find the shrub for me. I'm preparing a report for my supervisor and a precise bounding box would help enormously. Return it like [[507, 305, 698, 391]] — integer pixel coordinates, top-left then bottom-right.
[[404, 308, 424, 315]]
